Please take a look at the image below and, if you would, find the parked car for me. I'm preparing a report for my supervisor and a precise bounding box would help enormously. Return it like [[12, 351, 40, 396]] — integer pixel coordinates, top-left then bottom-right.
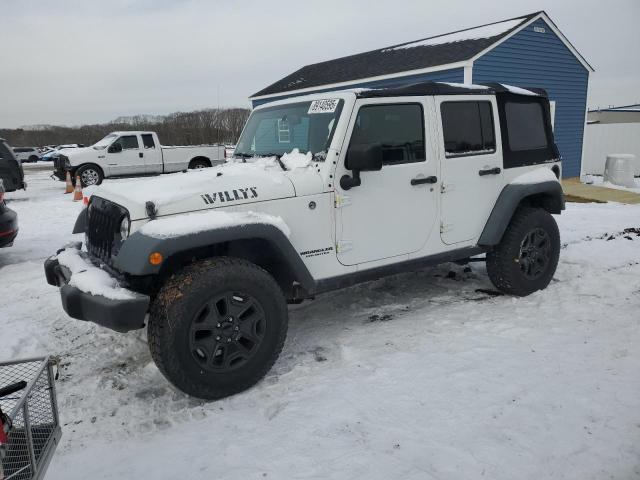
[[0, 139, 26, 192], [45, 82, 564, 399], [0, 179, 18, 248], [52, 131, 226, 187], [41, 150, 59, 162], [40, 144, 82, 162], [12, 147, 41, 163]]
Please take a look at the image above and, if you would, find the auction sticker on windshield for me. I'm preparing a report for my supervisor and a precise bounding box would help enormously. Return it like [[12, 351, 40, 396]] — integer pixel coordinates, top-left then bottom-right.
[[308, 99, 339, 114]]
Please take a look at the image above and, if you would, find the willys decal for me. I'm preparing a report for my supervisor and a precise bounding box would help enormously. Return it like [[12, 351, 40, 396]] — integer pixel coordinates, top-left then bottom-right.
[[201, 187, 258, 205]]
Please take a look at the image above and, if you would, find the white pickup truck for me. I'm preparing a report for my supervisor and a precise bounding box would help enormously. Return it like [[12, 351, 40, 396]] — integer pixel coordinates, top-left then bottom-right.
[[53, 131, 226, 186]]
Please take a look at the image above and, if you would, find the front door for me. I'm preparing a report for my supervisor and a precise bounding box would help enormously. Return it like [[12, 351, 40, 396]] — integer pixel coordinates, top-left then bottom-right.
[[335, 99, 438, 266], [107, 134, 145, 175], [436, 97, 504, 245]]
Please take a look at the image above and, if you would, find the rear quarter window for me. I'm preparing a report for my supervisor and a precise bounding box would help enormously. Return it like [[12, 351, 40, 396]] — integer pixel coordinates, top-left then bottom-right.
[[504, 102, 548, 151]]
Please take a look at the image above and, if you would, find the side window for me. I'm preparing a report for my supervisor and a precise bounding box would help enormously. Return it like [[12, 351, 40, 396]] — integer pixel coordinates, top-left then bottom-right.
[[141, 134, 156, 149], [440, 101, 496, 157], [119, 135, 139, 150], [504, 101, 548, 151], [349, 104, 425, 165]]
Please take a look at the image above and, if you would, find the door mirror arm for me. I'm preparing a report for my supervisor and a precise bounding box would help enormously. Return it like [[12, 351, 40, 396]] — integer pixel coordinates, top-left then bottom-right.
[[340, 170, 361, 190]]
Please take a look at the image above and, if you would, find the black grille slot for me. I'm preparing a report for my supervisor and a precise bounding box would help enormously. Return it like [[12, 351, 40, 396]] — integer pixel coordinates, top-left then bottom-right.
[[86, 197, 126, 263]]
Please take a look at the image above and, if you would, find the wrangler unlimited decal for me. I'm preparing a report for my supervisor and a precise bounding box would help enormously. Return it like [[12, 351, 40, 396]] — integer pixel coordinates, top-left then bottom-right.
[[299, 246, 334, 258], [201, 187, 258, 205]]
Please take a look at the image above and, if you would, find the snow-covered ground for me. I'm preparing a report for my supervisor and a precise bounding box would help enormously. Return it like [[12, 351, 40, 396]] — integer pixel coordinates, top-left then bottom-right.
[[1, 169, 639, 480], [584, 174, 640, 194]]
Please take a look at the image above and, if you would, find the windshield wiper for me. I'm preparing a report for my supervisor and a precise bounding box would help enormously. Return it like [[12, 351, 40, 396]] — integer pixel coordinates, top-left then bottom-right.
[[233, 152, 287, 171], [233, 152, 253, 162], [259, 153, 287, 171]]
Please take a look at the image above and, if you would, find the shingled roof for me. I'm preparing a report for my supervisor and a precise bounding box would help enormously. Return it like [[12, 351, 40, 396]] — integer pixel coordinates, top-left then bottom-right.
[[251, 12, 542, 99]]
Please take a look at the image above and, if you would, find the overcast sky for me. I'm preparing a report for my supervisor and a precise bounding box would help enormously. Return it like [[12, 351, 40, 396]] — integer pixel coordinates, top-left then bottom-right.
[[1, 0, 639, 128]]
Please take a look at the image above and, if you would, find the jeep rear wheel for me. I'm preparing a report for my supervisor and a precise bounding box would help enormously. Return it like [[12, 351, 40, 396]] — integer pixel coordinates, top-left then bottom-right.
[[148, 257, 288, 399], [486, 207, 560, 296]]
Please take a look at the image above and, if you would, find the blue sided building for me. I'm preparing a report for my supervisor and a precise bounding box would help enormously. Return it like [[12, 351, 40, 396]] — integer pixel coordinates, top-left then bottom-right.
[[250, 11, 593, 178]]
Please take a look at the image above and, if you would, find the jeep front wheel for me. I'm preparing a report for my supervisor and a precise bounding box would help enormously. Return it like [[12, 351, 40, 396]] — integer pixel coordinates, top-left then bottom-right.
[[486, 207, 560, 296], [148, 257, 288, 399]]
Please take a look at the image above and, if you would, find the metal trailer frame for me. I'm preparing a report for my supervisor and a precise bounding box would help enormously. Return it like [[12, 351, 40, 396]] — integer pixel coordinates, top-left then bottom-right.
[[0, 357, 61, 480]]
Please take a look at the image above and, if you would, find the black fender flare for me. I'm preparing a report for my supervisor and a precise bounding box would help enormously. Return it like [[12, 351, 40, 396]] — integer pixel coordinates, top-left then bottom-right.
[[72, 208, 87, 234], [113, 223, 315, 291], [478, 180, 564, 246]]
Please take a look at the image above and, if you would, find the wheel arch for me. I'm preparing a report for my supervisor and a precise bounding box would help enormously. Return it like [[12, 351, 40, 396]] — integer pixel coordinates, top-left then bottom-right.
[[114, 224, 314, 297], [478, 180, 564, 246], [188, 156, 211, 168]]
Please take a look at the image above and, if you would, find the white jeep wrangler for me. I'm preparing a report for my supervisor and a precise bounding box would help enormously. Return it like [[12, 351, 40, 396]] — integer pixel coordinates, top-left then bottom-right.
[[45, 81, 564, 399]]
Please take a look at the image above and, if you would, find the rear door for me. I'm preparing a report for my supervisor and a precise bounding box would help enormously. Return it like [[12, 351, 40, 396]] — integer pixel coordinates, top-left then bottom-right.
[[436, 96, 504, 245], [141, 133, 163, 173], [107, 135, 145, 175]]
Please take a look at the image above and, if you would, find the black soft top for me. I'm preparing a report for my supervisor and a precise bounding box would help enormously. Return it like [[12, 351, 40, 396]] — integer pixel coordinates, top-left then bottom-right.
[[355, 81, 548, 98]]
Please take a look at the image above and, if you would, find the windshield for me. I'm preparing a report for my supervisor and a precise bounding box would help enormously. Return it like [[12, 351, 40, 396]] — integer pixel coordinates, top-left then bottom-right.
[[92, 134, 118, 150], [234, 99, 344, 160]]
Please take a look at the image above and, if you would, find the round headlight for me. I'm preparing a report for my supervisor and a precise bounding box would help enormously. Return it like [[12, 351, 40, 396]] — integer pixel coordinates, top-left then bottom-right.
[[120, 217, 130, 240]]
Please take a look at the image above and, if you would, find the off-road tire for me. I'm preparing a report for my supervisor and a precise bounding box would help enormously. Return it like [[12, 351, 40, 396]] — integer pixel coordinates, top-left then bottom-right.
[[486, 207, 560, 296], [148, 257, 288, 400], [75, 164, 103, 187]]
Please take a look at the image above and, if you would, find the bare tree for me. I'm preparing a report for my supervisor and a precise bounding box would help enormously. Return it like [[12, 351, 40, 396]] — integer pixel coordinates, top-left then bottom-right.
[[0, 107, 250, 148]]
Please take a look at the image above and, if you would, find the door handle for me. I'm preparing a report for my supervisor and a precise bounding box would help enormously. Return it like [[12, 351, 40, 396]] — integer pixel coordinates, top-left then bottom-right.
[[139, 152, 144, 158], [411, 176, 437, 185], [478, 167, 501, 176]]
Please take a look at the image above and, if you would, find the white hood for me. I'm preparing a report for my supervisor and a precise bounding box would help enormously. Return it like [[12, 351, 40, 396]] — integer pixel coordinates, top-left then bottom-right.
[[61, 146, 97, 162], [91, 152, 323, 220]]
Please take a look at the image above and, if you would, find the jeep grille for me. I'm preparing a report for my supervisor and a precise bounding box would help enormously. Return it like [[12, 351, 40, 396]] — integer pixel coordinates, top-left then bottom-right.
[[86, 196, 127, 262]]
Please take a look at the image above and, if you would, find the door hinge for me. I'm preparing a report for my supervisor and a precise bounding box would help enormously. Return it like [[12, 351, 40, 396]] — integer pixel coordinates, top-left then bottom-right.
[[440, 222, 453, 234], [334, 194, 352, 208], [336, 240, 353, 253]]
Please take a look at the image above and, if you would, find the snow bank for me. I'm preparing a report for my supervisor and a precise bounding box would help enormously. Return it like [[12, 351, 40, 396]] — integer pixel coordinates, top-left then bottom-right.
[[56, 248, 137, 300], [511, 168, 558, 185], [384, 18, 524, 51], [138, 210, 291, 239]]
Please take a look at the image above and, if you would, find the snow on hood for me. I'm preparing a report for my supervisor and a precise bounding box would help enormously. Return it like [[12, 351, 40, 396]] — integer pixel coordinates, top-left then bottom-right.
[[138, 210, 291, 239], [91, 150, 319, 220]]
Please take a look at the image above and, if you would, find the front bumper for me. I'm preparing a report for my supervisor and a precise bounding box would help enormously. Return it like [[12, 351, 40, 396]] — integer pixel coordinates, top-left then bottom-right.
[[44, 244, 149, 333], [0, 207, 18, 247]]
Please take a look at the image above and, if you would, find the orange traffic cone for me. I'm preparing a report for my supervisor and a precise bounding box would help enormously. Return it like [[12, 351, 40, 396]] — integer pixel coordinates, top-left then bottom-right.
[[64, 171, 74, 194], [73, 176, 83, 201]]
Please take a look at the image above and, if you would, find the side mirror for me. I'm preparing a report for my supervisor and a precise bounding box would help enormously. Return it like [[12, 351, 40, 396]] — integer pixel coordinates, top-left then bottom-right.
[[108, 143, 122, 153], [341, 143, 383, 190]]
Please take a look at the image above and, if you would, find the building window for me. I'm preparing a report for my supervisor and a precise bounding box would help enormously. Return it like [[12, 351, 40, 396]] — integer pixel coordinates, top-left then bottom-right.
[[440, 101, 496, 157], [348, 103, 425, 165], [278, 119, 290, 143]]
